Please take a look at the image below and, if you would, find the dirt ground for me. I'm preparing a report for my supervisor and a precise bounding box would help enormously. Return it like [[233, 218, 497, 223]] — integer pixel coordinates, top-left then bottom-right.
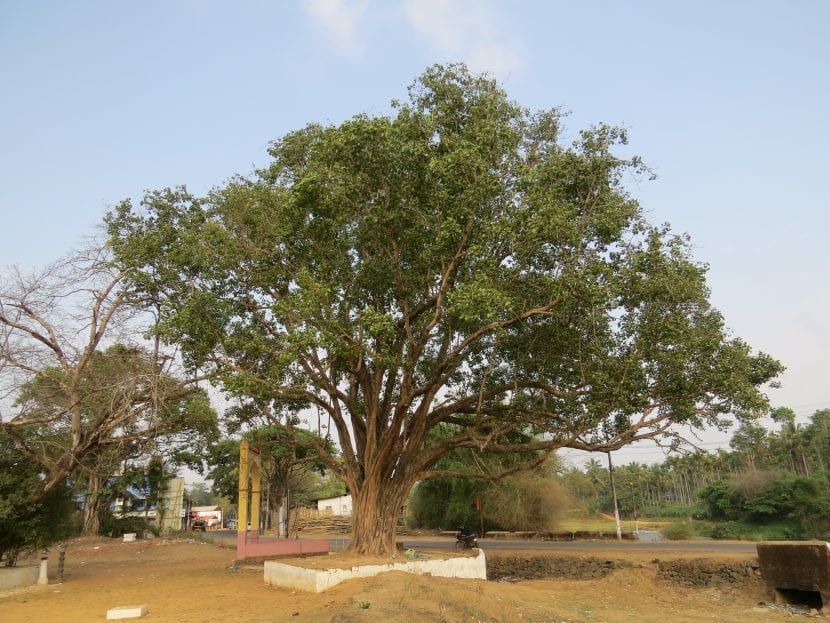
[[0, 535, 817, 623]]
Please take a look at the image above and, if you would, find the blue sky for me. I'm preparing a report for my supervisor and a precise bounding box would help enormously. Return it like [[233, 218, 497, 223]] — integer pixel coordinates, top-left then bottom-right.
[[2, 1, 828, 464]]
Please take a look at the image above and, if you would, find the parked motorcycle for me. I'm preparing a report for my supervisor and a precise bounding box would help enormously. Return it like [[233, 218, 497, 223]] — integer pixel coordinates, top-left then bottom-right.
[[455, 530, 478, 549]]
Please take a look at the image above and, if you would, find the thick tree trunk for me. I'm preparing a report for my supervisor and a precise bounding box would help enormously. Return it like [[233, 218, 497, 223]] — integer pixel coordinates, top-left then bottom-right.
[[82, 473, 103, 536], [348, 480, 408, 555]]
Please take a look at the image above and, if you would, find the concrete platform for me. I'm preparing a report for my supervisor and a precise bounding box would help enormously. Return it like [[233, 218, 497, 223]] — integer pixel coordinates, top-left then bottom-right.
[[757, 541, 830, 610], [264, 549, 487, 592], [106, 605, 149, 619]]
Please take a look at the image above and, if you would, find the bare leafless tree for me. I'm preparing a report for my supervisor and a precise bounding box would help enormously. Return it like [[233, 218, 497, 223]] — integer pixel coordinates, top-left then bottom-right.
[[0, 244, 211, 506]]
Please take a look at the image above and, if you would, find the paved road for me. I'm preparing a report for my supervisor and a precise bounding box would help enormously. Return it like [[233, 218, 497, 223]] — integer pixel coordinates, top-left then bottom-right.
[[209, 530, 757, 555], [401, 539, 757, 554]]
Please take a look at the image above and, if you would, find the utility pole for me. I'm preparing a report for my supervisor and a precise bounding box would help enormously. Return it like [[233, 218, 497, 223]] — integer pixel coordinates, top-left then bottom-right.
[[607, 451, 622, 540]]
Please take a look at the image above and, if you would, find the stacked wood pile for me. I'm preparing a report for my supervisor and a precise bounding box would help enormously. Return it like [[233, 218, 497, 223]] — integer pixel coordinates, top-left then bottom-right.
[[288, 507, 412, 537], [290, 508, 352, 535]]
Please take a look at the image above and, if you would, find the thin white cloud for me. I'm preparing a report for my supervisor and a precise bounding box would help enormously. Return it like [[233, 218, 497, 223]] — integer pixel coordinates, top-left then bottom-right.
[[403, 0, 523, 78], [304, 0, 369, 59]]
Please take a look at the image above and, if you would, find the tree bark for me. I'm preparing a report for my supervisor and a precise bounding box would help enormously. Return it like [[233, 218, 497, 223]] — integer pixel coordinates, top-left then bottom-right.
[[82, 473, 103, 536], [348, 479, 408, 555]]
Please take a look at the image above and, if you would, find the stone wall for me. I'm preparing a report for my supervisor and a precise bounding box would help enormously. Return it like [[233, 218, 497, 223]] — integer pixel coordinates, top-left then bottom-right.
[[656, 559, 759, 587], [487, 554, 760, 589], [487, 555, 628, 581]]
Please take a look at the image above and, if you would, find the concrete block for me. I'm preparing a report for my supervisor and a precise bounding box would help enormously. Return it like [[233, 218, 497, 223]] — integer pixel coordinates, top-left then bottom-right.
[[757, 541, 830, 609], [106, 605, 149, 619]]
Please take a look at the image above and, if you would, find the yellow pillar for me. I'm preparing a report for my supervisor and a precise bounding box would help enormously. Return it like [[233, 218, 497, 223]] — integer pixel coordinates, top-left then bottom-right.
[[250, 459, 261, 534], [237, 439, 249, 537]]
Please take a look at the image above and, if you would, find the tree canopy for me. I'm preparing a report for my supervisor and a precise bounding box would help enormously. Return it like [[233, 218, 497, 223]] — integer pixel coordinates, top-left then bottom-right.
[[207, 424, 331, 504], [106, 64, 781, 554], [0, 247, 216, 532]]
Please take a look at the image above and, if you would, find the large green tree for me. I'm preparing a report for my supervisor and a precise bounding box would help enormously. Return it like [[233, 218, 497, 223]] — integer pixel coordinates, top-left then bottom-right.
[[107, 65, 781, 555]]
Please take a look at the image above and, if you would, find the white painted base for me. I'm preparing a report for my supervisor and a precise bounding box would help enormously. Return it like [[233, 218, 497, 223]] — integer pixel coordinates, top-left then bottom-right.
[[264, 549, 487, 593], [37, 558, 48, 585], [106, 605, 149, 619]]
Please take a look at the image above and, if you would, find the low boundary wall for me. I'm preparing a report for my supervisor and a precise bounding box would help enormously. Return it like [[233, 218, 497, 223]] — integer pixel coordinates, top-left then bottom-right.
[[0, 565, 39, 590], [264, 549, 487, 592], [236, 531, 329, 561]]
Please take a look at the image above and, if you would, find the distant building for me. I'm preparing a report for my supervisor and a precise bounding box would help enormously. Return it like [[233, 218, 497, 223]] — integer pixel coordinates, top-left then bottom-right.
[[315, 494, 352, 516], [191, 505, 223, 528], [113, 477, 185, 532]]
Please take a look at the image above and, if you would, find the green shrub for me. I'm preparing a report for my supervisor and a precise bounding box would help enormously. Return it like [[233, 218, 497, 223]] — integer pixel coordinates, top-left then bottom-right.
[[698, 479, 741, 520], [705, 473, 829, 522], [642, 504, 707, 519], [707, 521, 746, 540], [707, 519, 804, 541], [0, 434, 77, 565], [661, 520, 695, 541]]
